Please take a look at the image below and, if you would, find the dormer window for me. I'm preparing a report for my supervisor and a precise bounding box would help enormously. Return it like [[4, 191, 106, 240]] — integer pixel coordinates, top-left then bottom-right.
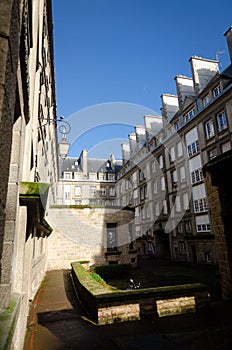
[[213, 85, 221, 98], [174, 120, 180, 130], [64, 172, 71, 180], [203, 94, 210, 107], [184, 108, 195, 123], [108, 174, 115, 181], [99, 173, 106, 181]]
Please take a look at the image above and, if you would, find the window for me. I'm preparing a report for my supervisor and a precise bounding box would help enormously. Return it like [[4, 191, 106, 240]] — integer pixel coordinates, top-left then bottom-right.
[[145, 205, 150, 218], [163, 200, 168, 214], [204, 252, 211, 263], [74, 173, 82, 180], [184, 108, 195, 123], [203, 95, 210, 107], [197, 224, 210, 232], [221, 141, 231, 153], [178, 241, 186, 253], [183, 192, 189, 211], [64, 172, 71, 179], [151, 160, 156, 173], [64, 191, 70, 199], [185, 220, 191, 232], [217, 110, 228, 132], [205, 119, 215, 139], [160, 176, 165, 191], [140, 185, 147, 200], [132, 172, 137, 186], [177, 141, 183, 158], [155, 202, 160, 216], [191, 168, 203, 184], [153, 180, 158, 194], [106, 223, 117, 251], [213, 85, 221, 98], [175, 196, 181, 212], [100, 187, 106, 196], [187, 140, 200, 157], [75, 186, 82, 196], [108, 174, 115, 181], [64, 185, 70, 199], [90, 186, 96, 196], [99, 173, 106, 181], [89, 173, 96, 180], [174, 120, 180, 130], [139, 169, 145, 181], [171, 170, 177, 187], [208, 148, 217, 160], [194, 198, 207, 213], [169, 146, 175, 164], [177, 222, 183, 233], [180, 166, 186, 183], [158, 155, 163, 169], [125, 179, 131, 190], [109, 187, 115, 196]]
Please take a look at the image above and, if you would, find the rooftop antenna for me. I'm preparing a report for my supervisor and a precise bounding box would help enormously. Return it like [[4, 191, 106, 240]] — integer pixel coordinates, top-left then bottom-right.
[[216, 50, 225, 68]]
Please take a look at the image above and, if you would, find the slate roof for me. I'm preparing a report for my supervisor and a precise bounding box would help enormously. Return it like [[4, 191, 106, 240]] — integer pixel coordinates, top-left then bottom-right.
[[59, 157, 80, 173], [59, 156, 122, 175]]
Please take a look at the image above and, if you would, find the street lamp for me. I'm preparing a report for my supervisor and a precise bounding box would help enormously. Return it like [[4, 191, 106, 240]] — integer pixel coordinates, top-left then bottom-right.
[[57, 118, 71, 159], [59, 131, 70, 159], [38, 116, 71, 159]]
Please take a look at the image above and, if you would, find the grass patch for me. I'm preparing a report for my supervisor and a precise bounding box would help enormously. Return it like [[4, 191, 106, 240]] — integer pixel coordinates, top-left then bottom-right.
[[71, 262, 117, 295]]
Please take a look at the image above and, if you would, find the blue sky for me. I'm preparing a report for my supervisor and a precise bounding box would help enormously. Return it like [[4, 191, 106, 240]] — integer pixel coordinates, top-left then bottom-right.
[[52, 0, 232, 158]]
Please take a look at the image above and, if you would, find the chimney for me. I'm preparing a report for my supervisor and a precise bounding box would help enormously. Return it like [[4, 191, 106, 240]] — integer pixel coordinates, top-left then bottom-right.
[[224, 26, 232, 63], [135, 125, 146, 150], [175, 75, 194, 110], [121, 142, 130, 165], [80, 149, 88, 177], [161, 94, 179, 128], [129, 133, 137, 158], [189, 56, 219, 96], [110, 154, 115, 171], [144, 115, 163, 144]]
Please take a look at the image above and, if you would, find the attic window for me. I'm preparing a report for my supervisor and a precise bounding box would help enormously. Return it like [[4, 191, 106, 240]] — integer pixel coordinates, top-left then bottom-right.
[[184, 108, 195, 123], [213, 85, 221, 98], [203, 94, 210, 107]]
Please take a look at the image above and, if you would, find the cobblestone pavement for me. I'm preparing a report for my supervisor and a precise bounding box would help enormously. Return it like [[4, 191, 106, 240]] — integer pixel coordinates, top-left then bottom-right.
[[23, 260, 232, 350]]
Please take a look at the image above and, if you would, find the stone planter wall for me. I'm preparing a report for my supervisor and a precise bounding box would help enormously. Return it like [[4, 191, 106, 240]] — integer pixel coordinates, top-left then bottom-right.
[[71, 262, 210, 325]]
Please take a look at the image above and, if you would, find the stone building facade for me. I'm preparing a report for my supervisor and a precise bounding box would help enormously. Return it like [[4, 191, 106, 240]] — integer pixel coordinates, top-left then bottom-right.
[[57, 149, 122, 206], [204, 150, 232, 300], [0, 1, 58, 349], [47, 207, 136, 270], [116, 27, 232, 265]]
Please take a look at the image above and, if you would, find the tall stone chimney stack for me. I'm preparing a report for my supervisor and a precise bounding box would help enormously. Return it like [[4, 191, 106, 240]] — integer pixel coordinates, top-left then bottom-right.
[[224, 26, 232, 63], [110, 154, 115, 171], [80, 149, 88, 177]]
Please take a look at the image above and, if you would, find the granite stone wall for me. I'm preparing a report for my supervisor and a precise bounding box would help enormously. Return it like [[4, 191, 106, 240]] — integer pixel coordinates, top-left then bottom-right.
[[204, 151, 232, 300], [47, 207, 135, 269], [0, 0, 21, 310]]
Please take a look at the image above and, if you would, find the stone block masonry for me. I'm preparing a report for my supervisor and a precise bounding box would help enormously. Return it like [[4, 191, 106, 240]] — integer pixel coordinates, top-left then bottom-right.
[[71, 262, 210, 325], [47, 207, 135, 269], [203, 151, 232, 300]]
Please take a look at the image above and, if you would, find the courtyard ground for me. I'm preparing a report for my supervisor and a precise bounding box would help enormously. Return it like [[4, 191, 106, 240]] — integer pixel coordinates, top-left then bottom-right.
[[102, 257, 221, 301], [23, 258, 232, 350]]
